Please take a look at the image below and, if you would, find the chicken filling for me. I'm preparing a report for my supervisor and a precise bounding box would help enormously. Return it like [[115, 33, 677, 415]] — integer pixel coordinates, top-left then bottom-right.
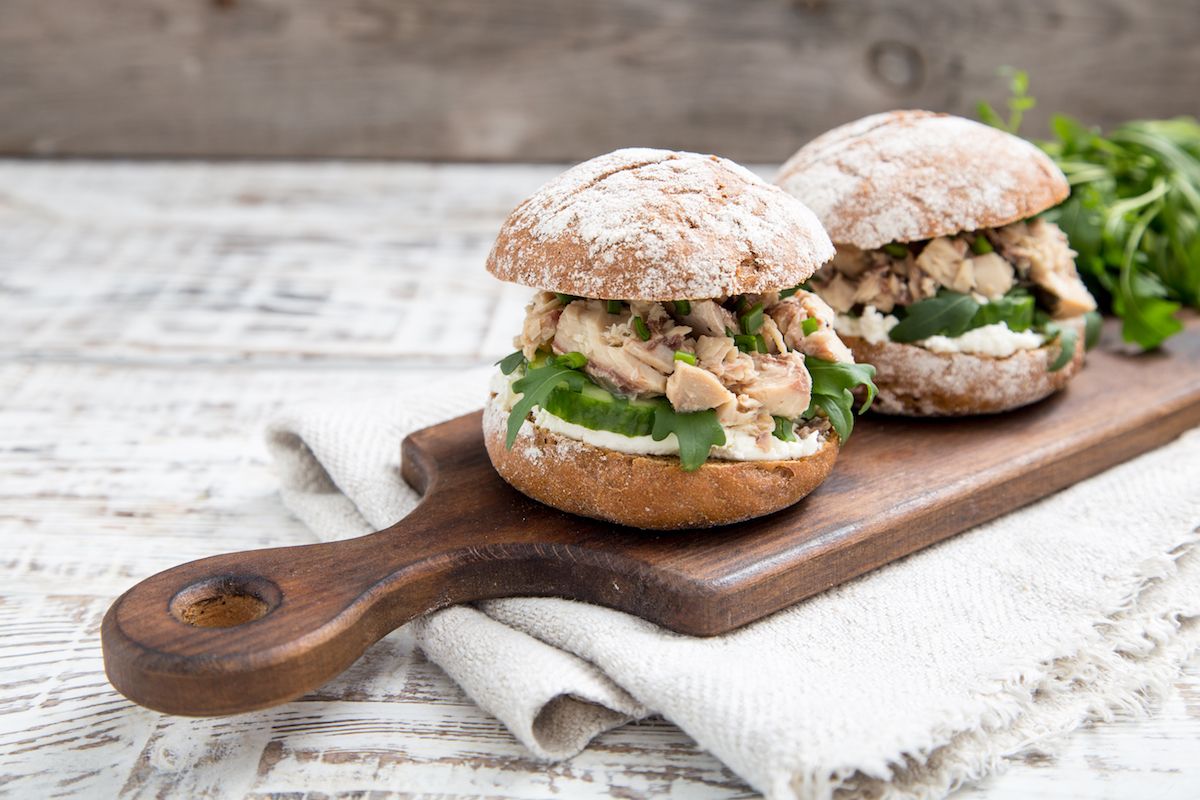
[[498, 289, 877, 470], [813, 219, 1097, 363]]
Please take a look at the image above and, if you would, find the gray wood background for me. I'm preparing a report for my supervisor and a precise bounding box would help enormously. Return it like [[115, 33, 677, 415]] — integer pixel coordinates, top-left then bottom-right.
[[2, 0, 1197, 162]]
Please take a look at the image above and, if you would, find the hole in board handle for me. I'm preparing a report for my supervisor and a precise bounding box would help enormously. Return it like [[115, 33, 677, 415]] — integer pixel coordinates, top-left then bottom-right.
[[170, 575, 282, 628]]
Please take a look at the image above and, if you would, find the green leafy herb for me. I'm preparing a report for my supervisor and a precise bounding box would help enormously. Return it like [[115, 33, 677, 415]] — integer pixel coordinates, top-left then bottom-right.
[[631, 315, 651, 341], [1084, 310, 1103, 350], [505, 360, 588, 447], [803, 358, 877, 442], [673, 350, 697, 366], [496, 350, 527, 375], [772, 416, 798, 442], [673, 299, 691, 315], [882, 242, 910, 259], [980, 70, 1198, 349], [650, 404, 726, 471], [606, 299, 623, 314], [1040, 319, 1079, 372], [889, 291, 981, 342], [970, 235, 994, 254], [739, 303, 764, 335], [801, 317, 820, 336]]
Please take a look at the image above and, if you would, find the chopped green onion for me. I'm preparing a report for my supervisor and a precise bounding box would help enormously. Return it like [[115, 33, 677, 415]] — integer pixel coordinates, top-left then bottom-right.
[[673, 350, 697, 366], [555, 351, 588, 369], [496, 350, 527, 375], [883, 243, 910, 259], [779, 286, 799, 299], [673, 299, 691, 316], [801, 317, 820, 336], [724, 326, 737, 338], [555, 293, 578, 304], [606, 299, 623, 314], [755, 333, 768, 353], [970, 235, 994, 255], [733, 334, 757, 353], [740, 303, 764, 335], [632, 316, 651, 341], [772, 416, 798, 442]]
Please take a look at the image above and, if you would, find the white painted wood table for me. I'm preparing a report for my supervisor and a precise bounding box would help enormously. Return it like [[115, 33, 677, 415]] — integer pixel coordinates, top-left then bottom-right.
[[1, 161, 1197, 799]]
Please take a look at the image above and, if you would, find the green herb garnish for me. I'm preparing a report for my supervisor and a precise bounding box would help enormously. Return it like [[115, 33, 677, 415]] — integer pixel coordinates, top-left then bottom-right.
[[888, 291, 981, 342], [650, 404, 726, 471], [801, 317, 820, 336], [772, 416, 798, 442], [979, 69, 1197, 349], [631, 315, 651, 341], [673, 350, 697, 366], [673, 299, 691, 315], [1041, 319, 1079, 372], [496, 350, 527, 376], [803, 359, 877, 442], [1084, 310, 1103, 350], [505, 358, 589, 447], [882, 243, 910, 259]]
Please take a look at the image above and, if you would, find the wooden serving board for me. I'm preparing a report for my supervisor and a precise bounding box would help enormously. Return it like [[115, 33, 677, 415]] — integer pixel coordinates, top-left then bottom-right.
[[102, 319, 1200, 717]]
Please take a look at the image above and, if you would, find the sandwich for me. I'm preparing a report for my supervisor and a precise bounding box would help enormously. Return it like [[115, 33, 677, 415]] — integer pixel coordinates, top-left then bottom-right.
[[483, 148, 875, 529], [776, 110, 1099, 416]]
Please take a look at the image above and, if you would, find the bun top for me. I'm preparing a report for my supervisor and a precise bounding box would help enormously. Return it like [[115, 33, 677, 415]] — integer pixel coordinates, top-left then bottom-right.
[[486, 148, 834, 300], [775, 111, 1069, 250]]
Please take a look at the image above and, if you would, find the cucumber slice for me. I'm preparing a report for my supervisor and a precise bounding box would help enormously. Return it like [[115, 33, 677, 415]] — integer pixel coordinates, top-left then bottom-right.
[[543, 384, 657, 437]]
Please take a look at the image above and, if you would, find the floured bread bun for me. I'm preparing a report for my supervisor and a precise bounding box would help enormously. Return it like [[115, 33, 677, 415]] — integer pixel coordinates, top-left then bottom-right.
[[487, 148, 834, 300], [483, 393, 839, 529], [842, 316, 1087, 416], [776, 111, 1069, 250]]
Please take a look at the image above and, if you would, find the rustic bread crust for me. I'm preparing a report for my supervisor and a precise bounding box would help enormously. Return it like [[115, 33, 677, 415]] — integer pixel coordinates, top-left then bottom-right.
[[844, 317, 1087, 416], [482, 394, 839, 529], [775, 111, 1070, 250], [486, 148, 834, 301]]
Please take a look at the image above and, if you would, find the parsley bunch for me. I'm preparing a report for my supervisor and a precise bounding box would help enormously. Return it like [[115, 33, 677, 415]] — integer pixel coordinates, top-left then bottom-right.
[[979, 71, 1200, 349]]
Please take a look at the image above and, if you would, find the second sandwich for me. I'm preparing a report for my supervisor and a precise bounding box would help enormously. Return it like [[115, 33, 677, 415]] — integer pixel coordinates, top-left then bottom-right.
[[777, 111, 1098, 416]]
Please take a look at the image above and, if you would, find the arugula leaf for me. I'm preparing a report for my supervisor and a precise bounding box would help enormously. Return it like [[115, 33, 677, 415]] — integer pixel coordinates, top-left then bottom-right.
[[803, 358, 878, 442], [772, 415, 797, 442], [889, 292, 980, 343], [1084, 310, 1103, 350], [1041, 320, 1079, 372], [505, 360, 588, 448], [496, 350, 527, 375], [650, 404, 726, 471]]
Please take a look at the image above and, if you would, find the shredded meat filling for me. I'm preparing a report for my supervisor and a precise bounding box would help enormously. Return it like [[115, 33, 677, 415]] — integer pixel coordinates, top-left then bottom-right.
[[811, 219, 1096, 319], [513, 290, 857, 448]]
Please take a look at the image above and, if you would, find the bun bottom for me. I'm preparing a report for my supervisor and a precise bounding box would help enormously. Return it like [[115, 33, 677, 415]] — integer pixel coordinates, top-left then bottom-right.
[[843, 316, 1087, 416], [483, 395, 839, 530]]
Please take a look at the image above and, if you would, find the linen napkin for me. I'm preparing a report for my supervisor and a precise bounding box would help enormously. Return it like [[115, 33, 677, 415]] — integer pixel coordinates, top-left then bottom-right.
[[265, 368, 1200, 799]]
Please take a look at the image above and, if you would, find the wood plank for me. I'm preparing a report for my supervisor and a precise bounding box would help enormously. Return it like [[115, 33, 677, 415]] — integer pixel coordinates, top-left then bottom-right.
[[2, 0, 1198, 161]]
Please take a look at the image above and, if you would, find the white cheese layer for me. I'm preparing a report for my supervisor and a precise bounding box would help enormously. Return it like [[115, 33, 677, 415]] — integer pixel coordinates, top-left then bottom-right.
[[492, 370, 823, 461], [919, 323, 1044, 357], [835, 306, 1045, 357], [834, 306, 898, 344]]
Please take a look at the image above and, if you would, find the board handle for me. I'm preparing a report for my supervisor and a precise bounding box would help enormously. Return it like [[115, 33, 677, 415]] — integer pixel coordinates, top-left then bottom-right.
[[100, 504, 480, 716]]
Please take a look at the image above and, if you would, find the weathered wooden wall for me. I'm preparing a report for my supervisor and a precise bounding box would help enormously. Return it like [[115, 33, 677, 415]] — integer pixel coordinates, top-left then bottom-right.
[[1, 0, 1197, 162]]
